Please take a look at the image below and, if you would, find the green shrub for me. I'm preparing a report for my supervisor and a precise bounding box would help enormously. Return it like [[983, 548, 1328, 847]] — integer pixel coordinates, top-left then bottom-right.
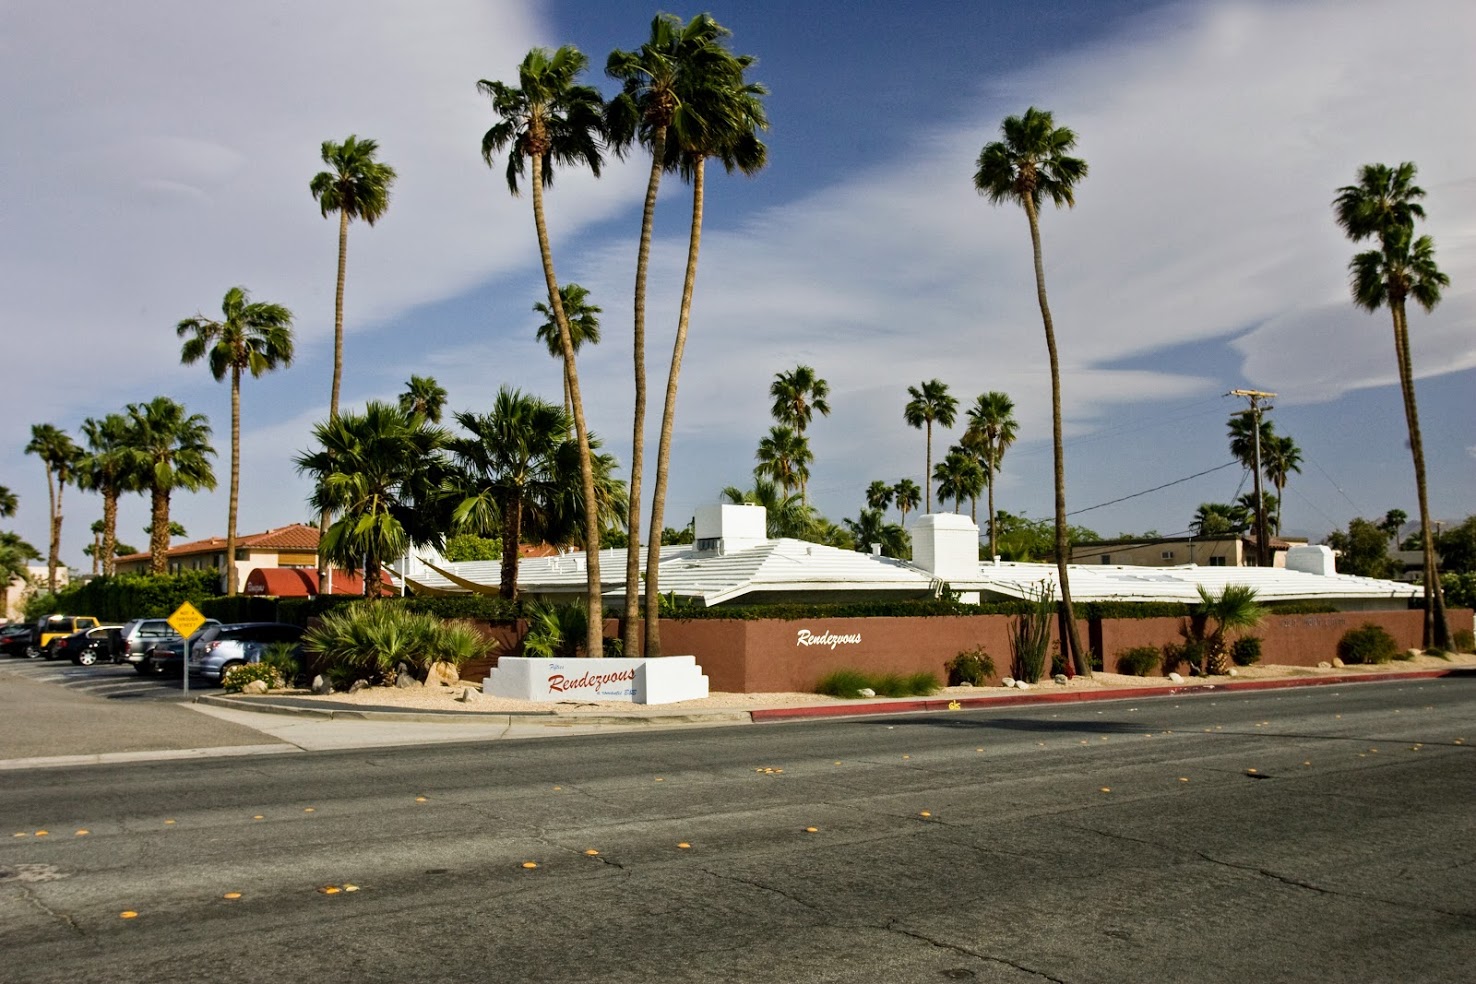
[[1162, 638, 1206, 675], [1115, 646, 1161, 677], [1009, 584, 1054, 684], [1440, 573, 1475, 610], [814, 668, 940, 698], [520, 600, 588, 659], [1337, 623, 1400, 665], [37, 570, 219, 621], [1079, 601, 1191, 620], [222, 662, 282, 693], [946, 647, 995, 686], [1231, 636, 1263, 666], [1453, 628, 1475, 654], [260, 642, 302, 687], [301, 602, 495, 682]]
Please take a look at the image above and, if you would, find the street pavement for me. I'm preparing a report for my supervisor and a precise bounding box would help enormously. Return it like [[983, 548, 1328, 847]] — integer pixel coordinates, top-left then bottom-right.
[[1, 677, 1472, 983]]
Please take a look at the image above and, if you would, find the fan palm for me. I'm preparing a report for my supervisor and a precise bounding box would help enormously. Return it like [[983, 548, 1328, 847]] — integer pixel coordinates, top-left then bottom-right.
[[177, 286, 294, 595], [903, 380, 957, 513], [533, 283, 601, 421], [975, 107, 1090, 675], [644, 40, 768, 657], [892, 478, 921, 528], [1194, 584, 1264, 675], [1262, 435, 1301, 535], [608, 12, 739, 657], [1335, 162, 1450, 648], [1, 531, 40, 591], [753, 425, 812, 497], [76, 413, 142, 577], [398, 375, 448, 424], [964, 391, 1018, 554], [721, 479, 814, 539], [24, 424, 81, 592], [843, 508, 909, 559], [865, 480, 894, 514], [1191, 502, 1249, 538], [934, 446, 986, 517], [0, 486, 16, 518], [296, 401, 447, 595], [480, 45, 608, 658], [769, 365, 831, 433], [125, 398, 216, 575]]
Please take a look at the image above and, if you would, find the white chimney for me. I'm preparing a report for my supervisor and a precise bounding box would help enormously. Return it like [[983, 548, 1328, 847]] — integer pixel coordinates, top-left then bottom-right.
[[911, 513, 980, 582], [693, 504, 768, 555], [1285, 544, 1337, 576]]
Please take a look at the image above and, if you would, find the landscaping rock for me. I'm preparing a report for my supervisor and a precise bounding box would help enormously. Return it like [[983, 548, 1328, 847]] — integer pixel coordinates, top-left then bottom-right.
[[1001, 677, 1016, 688], [348, 679, 370, 693], [395, 670, 422, 689], [425, 660, 460, 688], [1168, 672, 1184, 684], [310, 675, 333, 695], [957, 681, 973, 688], [1317, 661, 1331, 669], [242, 680, 269, 694], [1227, 668, 1238, 677], [455, 687, 481, 703], [1053, 674, 1068, 685], [1014, 680, 1031, 691], [1331, 657, 1345, 668], [857, 688, 876, 698]]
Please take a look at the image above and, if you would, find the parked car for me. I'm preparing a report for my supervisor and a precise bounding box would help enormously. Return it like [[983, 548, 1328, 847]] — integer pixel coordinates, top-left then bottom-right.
[[122, 618, 220, 674], [54, 625, 127, 665], [34, 614, 101, 658], [189, 622, 305, 685], [0, 623, 34, 657]]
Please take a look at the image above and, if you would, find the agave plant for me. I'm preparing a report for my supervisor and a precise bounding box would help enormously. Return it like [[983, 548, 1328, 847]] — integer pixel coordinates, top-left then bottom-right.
[[1009, 580, 1055, 683]]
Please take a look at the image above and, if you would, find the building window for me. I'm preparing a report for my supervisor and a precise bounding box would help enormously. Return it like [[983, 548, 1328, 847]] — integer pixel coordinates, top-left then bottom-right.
[[1099, 555, 1111, 564], [1209, 556, 1227, 567], [1161, 550, 1174, 560]]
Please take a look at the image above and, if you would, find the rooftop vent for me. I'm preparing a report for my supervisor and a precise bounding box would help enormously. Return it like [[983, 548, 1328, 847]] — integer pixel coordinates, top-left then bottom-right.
[[693, 504, 768, 556]]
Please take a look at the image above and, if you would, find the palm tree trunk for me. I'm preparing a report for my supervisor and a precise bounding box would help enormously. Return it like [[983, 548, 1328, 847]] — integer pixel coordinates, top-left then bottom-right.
[[226, 365, 241, 597], [625, 126, 666, 656], [645, 158, 706, 658], [1024, 195, 1089, 677], [530, 155, 603, 659], [150, 487, 170, 575], [44, 466, 58, 593], [102, 488, 118, 577], [500, 495, 521, 601], [986, 475, 997, 557], [1391, 300, 1449, 649], [319, 208, 350, 584], [924, 423, 933, 513]]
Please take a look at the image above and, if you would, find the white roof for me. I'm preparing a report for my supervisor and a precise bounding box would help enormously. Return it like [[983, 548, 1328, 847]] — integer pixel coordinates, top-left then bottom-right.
[[399, 542, 1420, 608]]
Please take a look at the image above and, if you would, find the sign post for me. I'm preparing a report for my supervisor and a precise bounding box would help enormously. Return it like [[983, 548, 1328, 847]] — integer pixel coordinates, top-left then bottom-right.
[[167, 601, 206, 699]]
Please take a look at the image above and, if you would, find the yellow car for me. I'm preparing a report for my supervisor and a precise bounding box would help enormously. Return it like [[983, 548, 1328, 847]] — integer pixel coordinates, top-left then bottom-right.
[[34, 614, 101, 658]]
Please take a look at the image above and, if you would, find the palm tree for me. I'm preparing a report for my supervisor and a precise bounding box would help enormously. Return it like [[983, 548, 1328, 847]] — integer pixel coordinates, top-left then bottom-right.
[[903, 380, 958, 513], [398, 375, 448, 424], [964, 391, 1018, 556], [1191, 502, 1249, 538], [177, 286, 294, 595], [480, 46, 608, 659], [24, 424, 81, 592], [444, 388, 570, 601], [721, 479, 814, 539], [770, 365, 831, 433], [1, 531, 41, 592], [533, 283, 602, 421], [0, 486, 16, 518], [125, 398, 216, 575], [1194, 584, 1265, 675], [76, 413, 141, 577], [643, 39, 768, 657], [865, 480, 894, 514], [892, 478, 921, 528], [843, 508, 909, 559], [309, 136, 397, 420], [753, 425, 812, 497], [296, 401, 447, 595], [608, 12, 739, 658], [975, 107, 1090, 675], [1334, 162, 1451, 649], [934, 446, 986, 517], [1262, 434, 1301, 535]]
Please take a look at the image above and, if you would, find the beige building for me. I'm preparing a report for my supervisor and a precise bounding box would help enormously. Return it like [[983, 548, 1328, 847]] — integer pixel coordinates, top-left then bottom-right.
[[3, 564, 70, 623], [115, 524, 320, 593], [1070, 535, 1305, 568]]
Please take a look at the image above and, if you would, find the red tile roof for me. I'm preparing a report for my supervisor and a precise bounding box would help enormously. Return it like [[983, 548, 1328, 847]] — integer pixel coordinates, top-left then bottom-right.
[[115, 524, 321, 564]]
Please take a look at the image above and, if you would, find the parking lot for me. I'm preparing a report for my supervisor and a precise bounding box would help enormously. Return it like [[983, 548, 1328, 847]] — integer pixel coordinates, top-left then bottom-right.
[[0, 654, 198, 701]]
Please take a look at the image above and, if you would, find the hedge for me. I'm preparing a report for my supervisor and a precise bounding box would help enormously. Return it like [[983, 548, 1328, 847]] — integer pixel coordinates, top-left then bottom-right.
[[42, 571, 220, 622]]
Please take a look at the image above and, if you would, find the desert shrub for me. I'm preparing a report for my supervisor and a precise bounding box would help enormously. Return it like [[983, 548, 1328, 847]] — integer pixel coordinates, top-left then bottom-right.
[[1009, 583, 1054, 684], [1231, 636, 1263, 666], [222, 662, 282, 693], [1337, 623, 1400, 665], [1452, 628, 1474, 654], [1115, 646, 1161, 677], [603, 636, 625, 658], [814, 668, 940, 698], [259, 642, 302, 687], [520, 600, 589, 659], [1161, 638, 1205, 675], [947, 647, 995, 686], [302, 602, 494, 682]]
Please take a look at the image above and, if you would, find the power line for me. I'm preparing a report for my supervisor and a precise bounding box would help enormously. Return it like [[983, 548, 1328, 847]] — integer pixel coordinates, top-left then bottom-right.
[[1067, 460, 1240, 517]]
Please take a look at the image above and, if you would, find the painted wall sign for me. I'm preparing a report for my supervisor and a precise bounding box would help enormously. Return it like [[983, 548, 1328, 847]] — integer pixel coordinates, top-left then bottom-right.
[[795, 629, 863, 649], [485, 656, 709, 704]]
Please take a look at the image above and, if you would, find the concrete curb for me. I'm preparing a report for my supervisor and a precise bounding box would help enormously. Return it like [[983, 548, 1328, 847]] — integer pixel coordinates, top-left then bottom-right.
[[193, 693, 751, 726], [750, 667, 1474, 721]]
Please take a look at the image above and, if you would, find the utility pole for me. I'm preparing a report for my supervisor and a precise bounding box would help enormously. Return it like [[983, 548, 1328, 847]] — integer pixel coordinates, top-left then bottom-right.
[[1229, 389, 1276, 567]]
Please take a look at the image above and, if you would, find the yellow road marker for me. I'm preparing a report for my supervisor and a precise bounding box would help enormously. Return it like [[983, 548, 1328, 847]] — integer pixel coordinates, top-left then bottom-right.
[[804, 826, 818, 833], [223, 892, 242, 900], [677, 842, 691, 849], [120, 911, 138, 919], [584, 849, 600, 856]]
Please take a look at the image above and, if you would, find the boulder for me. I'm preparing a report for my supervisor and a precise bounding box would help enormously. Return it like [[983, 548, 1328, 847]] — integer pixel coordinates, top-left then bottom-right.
[[310, 675, 333, 695], [1227, 668, 1238, 677], [857, 688, 876, 698], [1014, 680, 1031, 691], [395, 670, 422, 689], [1053, 673, 1068, 686], [348, 679, 370, 693], [455, 687, 481, 703], [425, 660, 460, 688], [1317, 661, 1331, 669], [1168, 672, 1185, 684], [1001, 677, 1016, 688], [1331, 657, 1345, 668], [242, 680, 269, 695]]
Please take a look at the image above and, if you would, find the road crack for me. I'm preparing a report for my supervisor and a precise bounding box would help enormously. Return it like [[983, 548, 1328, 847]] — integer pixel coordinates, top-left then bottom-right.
[[17, 884, 84, 936], [880, 921, 1069, 983], [1193, 852, 1476, 921], [699, 868, 825, 913]]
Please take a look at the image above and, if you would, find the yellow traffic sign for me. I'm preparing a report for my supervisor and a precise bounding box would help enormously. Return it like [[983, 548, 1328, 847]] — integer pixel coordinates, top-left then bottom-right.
[[167, 601, 206, 639]]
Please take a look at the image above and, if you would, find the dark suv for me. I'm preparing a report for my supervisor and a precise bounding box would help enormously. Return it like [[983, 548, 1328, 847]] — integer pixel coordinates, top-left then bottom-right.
[[189, 623, 304, 685], [121, 618, 220, 674]]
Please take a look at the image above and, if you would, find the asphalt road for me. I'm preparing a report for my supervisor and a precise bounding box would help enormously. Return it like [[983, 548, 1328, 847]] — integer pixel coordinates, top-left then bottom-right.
[[2, 678, 1473, 983]]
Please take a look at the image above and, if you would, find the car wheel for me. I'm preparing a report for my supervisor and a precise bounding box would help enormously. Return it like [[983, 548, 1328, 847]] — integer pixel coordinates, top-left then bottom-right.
[[43, 645, 59, 661], [134, 663, 152, 675], [77, 651, 98, 666], [25, 644, 40, 659]]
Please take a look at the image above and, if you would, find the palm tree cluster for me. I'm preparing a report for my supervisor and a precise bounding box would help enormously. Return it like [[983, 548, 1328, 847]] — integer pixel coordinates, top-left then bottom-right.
[[1226, 412, 1302, 538], [0, 487, 41, 592]]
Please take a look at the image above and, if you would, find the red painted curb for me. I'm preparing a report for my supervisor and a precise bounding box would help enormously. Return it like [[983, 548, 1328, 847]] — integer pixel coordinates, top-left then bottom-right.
[[747, 668, 1466, 721]]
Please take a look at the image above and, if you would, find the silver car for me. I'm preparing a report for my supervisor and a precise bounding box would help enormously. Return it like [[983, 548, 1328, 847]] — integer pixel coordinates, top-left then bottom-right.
[[189, 622, 304, 685]]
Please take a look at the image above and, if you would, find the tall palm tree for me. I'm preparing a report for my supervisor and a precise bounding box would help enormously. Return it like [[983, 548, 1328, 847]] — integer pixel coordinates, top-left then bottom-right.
[[1262, 434, 1302, 535], [76, 413, 141, 577], [309, 136, 397, 420], [644, 40, 768, 657], [444, 388, 570, 601], [892, 478, 921, 528], [125, 398, 216, 575], [24, 424, 81, 592], [975, 107, 1090, 675], [753, 425, 812, 497], [903, 380, 958, 513], [933, 446, 986, 517], [865, 480, 894, 514], [480, 46, 608, 658], [533, 283, 602, 421], [608, 11, 738, 658], [770, 365, 831, 433], [1334, 162, 1451, 649], [177, 286, 294, 595], [0, 486, 16, 518], [398, 375, 448, 424], [1226, 410, 1276, 558], [296, 401, 447, 595], [964, 391, 1018, 556]]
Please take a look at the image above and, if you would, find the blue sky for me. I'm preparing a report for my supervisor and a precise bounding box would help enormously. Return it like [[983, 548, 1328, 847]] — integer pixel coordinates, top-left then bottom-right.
[[3, 0, 1473, 574]]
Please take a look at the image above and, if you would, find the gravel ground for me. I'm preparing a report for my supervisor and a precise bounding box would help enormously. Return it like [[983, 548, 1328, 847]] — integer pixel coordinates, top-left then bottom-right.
[[230, 651, 1475, 714]]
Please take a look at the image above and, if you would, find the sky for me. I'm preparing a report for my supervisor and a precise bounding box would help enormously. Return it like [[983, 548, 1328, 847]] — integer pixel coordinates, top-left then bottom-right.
[[3, 0, 1474, 576]]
